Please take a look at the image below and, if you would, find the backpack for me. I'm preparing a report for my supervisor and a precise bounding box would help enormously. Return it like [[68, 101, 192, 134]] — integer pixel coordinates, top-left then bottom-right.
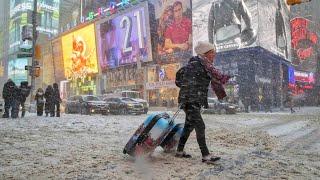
[[175, 66, 187, 88]]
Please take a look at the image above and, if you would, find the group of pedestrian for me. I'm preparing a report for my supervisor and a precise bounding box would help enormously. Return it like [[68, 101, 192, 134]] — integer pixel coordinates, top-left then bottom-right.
[[2, 79, 61, 118], [35, 83, 61, 117], [2, 79, 31, 118]]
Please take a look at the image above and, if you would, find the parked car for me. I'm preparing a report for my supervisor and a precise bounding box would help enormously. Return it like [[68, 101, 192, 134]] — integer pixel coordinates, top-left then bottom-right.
[[204, 97, 237, 114], [102, 91, 149, 114], [65, 95, 110, 115], [104, 97, 144, 115], [125, 97, 149, 114]]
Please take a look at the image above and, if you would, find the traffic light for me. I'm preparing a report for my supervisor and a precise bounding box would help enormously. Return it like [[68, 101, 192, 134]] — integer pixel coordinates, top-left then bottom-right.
[[34, 66, 40, 77], [287, 0, 311, 5]]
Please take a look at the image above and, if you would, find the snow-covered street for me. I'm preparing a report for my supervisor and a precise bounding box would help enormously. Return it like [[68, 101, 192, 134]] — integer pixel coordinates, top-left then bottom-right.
[[1, 107, 319, 179]]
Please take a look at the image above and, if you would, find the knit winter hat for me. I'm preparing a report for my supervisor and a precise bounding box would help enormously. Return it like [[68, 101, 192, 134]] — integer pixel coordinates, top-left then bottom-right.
[[194, 41, 216, 55]]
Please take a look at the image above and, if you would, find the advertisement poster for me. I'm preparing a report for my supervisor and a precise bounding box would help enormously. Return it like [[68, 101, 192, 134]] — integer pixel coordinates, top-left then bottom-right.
[[106, 67, 144, 88], [290, 17, 318, 72], [193, 0, 291, 61], [61, 23, 98, 80], [146, 63, 180, 90], [149, 0, 192, 63], [96, 2, 152, 70], [258, 0, 291, 61], [193, 0, 258, 52], [8, 58, 28, 85]]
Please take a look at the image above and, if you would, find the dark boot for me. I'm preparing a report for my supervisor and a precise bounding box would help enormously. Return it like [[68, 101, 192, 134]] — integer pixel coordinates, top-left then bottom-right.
[[21, 111, 26, 118], [2, 113, 9, 118]]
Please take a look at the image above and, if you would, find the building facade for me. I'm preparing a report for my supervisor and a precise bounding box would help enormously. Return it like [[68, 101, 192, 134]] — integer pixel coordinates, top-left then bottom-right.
[[1, 0, 60, 91]]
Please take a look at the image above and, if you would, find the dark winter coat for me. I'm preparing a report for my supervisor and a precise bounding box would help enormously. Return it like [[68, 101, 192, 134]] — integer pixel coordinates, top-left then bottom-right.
[[52, 86, 61, 104], [35, 91, 45, 105], [2, 80, 18, 100], [176, 56, 211, 108], [18, 81, 31, 103], [44, 86, 54, 103]]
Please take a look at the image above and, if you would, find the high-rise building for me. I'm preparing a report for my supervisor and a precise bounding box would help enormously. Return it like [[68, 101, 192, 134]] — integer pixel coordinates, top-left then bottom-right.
[[4, 0, 60, 87], [0, 0, 10, 87], [59, 0, 109, 33]]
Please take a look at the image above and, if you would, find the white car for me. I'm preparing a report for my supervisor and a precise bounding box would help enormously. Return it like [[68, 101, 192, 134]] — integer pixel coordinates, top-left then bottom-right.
[[204, 97, 237, 114]]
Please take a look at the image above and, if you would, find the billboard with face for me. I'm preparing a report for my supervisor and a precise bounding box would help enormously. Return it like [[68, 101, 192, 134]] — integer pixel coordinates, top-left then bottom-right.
[[61, 23, 98, 80], [8, 58, 28, 85], [96, 2, 152, 70], [149, 0, 192, 63], [193, 0, 258, 52]]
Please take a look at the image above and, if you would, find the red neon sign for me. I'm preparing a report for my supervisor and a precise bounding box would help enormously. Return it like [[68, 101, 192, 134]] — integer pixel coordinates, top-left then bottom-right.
[[291, 17, 318, 60]]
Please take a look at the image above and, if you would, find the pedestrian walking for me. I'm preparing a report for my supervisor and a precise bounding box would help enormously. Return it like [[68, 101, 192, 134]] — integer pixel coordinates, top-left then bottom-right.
[[44, 85, 54, 117], [2, 79, 20, 118], [52, 83, 61, 117], [17, 81, 31, 118], [287, 93, 295, 113], [175, 41, 230, 164], [35, 88, 45, 116]]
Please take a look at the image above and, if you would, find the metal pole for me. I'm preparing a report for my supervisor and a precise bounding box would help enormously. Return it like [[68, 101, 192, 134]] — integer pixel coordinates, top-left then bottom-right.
[[80, 0, 83, 23], [280, 62, 284, 111], [30, 0, 37, 104]]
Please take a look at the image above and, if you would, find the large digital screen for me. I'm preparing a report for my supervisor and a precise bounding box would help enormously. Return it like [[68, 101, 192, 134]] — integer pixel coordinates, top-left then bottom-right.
[[149, 0, 192, 63], [96, 2, 152, 70], [8, 58, 28, 85], [193, 0, 258, 52], [61, 23, 98, 80], [258, 0, 291, 61], [192, 0, 291, 61], [290, 17, 318, 72]]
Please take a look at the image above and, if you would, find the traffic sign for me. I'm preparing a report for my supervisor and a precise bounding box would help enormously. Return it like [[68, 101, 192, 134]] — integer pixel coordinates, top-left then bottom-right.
[[19, 48, 32, 53], [17, 53, 32, 58], [25, 65, 32, 70]]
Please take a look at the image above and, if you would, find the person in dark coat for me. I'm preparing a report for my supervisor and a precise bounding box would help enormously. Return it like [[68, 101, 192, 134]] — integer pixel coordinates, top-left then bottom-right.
[[18, 81, 31, 117], [44, 85, 54, 117], [2, 79, 19, 118], [175, 41, 230, 164], [35, 88, 45, 116], [52, 83, 61, 117]]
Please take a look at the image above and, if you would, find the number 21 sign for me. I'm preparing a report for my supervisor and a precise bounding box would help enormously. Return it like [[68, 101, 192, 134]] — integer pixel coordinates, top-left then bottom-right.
[[97, 2, 152, 70]]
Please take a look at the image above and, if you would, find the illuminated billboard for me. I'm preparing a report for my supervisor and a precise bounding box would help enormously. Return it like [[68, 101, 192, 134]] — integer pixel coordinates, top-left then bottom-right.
[[8, 58, 28, 85], [258, 0, 291, 60], [192, 0, 291, 61], [193, 0, 258, 52], [61, 23, 98, 80], [96, 1, 152, 70], [149, 0, 192, 63], [290, 17, 318, 72]]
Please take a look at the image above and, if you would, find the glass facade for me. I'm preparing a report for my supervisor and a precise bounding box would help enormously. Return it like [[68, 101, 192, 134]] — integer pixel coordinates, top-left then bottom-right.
[[8, 0, 60, 81]]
